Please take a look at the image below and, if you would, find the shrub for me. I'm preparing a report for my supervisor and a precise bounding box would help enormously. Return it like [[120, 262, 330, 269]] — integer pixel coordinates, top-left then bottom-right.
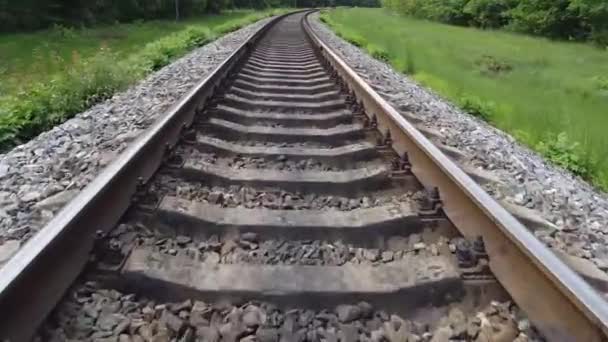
[[0, 14, 265, 151], [464, 0, 515, 28], [420, 0, 471, 25], [569, 0, 608, 44], [130, 26, 214, 72], [475, 54, 512, 76], [382, 0, 608, 44], [344, 33, 367, 47], [458, 94, 494, 121], [591, 76, 608, 91], [0, 48, 134, 148], [507, 0, 587, 39], [368, 44, 391, 62]]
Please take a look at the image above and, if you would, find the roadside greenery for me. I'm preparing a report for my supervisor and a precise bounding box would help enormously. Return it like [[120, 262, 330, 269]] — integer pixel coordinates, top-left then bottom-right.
[[0, 10, 283, 151], [321, 8, 608, 190], [0, 0, 379, 33], [381, 0, 608, 45]]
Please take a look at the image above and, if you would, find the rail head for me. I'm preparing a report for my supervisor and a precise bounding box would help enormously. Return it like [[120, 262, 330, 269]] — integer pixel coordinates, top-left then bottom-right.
[[0, 11, 308, 342], [303, 10, 608, 342]]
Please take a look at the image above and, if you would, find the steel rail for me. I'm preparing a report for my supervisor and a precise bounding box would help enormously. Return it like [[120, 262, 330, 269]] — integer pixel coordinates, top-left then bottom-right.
[[0, 9, 606, 342], [302, 10, 608, 342], [0, 11, 304, 342]]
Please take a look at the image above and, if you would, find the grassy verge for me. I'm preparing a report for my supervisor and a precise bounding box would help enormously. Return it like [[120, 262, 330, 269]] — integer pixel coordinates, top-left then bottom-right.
[[0, 9, 287, 151], [321, 8, 608, 190]]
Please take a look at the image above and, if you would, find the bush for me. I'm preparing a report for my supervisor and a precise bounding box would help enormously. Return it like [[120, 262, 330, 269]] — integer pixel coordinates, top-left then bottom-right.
[[569, 0, 608, 45], [368, 44, 391, 62], [132, 27, 213, 72], [592, 76, 608, 91], [422, 0, 471, 25], [536, 132, 593, 179], [508, 0, 585, 39], [392, 47, 416, 75], [384, 0, 471, 25], [344, 33, 368, 47], [0, 13, 271, 151], [464, 0, 514, 28], [0, 48, 134, 148], [383, 0, 608, 44], [458, 94, 494, 121]]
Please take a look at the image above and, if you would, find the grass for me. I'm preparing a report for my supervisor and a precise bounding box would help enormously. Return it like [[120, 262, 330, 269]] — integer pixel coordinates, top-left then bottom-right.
[[0, 9, 287, 150], [321, 8, 608, 190], [0, 11, 259, 97]]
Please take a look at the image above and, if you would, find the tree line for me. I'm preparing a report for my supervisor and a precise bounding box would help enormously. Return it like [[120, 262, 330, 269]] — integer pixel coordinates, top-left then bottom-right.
[[0, 0, 379, 32], [381, 0, 608, 45]]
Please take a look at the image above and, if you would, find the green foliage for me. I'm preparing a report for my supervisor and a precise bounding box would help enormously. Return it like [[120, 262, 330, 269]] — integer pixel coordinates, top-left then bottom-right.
[[463, 0, 514, 28], [475, 54, 512, 76], [0, 11, 276, 151], [323, 8, 608, 190], [458, 94, 494, 121], [0, 48, 134, 147], [508, 0, 585, 39], [383, 0, 471, 25], [344, 33, 368, 47], [0, 0, 233, 32], [591, 75, 608, 91], [368, 44, 391, 62], [536, 132, 593, 179], [392, 48, 416, 74], [382, 0, 608, 45], [0, 0, 380, 32], [130, 26, 214, 72]]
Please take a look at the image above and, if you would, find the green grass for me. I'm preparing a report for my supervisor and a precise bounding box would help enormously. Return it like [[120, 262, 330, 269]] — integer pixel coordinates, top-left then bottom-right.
[[322, 8, 608, 190], [0, 9, 287, 150], [0, 11, 257, 97]]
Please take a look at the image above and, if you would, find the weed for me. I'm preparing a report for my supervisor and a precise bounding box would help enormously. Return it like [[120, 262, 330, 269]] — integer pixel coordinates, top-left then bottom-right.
[[536, 132, 593, 180], [344, 33, 367, 48], [592, 76, 608, 91], [0, 10, 283, 151], [404, 48, 416, 74], [50, 23, 77, 39], [458, 94, 494, 121], [368, 44, 391, 62], [475, 54, 512, 76]]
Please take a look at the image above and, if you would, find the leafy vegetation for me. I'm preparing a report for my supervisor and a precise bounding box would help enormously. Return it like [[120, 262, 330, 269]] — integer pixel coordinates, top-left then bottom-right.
[[0, 0, 227, 32], [0, 0, 380, 33], [0, 10, 282, 150], [381, 0, 608, 45], [322, 8, 608, 190], [536, 132, 593, 180]]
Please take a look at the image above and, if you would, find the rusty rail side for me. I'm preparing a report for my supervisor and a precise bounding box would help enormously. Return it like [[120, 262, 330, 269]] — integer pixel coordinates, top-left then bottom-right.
[[303, 10, 608, 342]]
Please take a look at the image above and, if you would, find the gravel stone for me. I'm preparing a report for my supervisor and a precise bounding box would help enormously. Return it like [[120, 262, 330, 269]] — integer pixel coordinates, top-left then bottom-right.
[[310, 13, 608, 281], [335, 304, 361, 323], [0, 16, 275, 264], [137, 232, 420, 267], [154, 175, 420, 212], [37, 279, 544, 341], [256, 327, 279, 342]]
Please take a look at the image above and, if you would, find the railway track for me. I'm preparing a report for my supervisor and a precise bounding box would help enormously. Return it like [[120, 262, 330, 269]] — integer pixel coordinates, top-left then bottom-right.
[[1, 10, 607, 342]]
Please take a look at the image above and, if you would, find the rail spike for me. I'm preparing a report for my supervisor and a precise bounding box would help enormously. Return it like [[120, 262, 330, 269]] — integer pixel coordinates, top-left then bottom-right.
[[454, 237, 493, 281], [383, 130, 392, 147], [418, 186, 443, 217], [392, 152, 412, 174], [371, 115, 378, 128]]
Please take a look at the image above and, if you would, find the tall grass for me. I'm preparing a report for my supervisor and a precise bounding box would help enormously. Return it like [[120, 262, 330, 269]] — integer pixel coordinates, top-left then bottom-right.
[[0, 10, 286, 151], [322, 8, 608, 190]]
